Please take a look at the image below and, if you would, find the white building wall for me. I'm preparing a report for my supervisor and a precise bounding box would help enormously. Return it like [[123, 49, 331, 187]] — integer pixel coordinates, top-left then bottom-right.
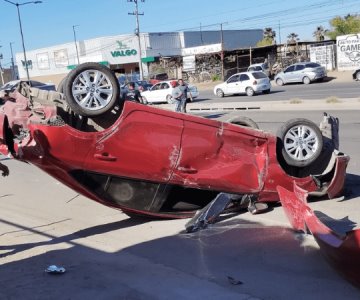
[[336, 33, 360, 71]]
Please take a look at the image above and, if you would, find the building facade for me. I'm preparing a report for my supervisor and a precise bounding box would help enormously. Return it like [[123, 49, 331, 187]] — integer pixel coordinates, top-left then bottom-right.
[[15, 29, 263, 83]]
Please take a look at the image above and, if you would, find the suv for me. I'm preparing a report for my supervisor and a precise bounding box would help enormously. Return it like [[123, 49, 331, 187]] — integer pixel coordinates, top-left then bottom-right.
[[274, 62, 326, 85], [247, 63, 270, 77]]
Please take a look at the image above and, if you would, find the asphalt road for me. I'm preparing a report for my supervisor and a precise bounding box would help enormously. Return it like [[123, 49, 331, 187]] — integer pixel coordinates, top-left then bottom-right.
[[196, 81, 360, 103], [0, 109, 359, 299]]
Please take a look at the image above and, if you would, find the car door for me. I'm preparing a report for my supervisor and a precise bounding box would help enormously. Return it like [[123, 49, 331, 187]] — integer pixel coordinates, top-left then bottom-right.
[[225, 74, 240, 95], [84, 107, 182, 179], [144, 82, 162, 102], [293, 64, 305, 82], [81, 107, 184, 211], [283, 65, 296, 82], [239, 74, 251, 92], [170, 118, 268, 193]]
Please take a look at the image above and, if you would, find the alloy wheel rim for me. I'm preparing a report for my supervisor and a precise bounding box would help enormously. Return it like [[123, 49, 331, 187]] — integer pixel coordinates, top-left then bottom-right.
[[284, 125, 319, 161], [71, 69, 114, 111]]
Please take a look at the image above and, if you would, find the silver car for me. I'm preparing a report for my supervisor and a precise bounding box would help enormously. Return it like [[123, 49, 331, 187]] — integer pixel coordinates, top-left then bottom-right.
[[274, 62, 326, 85]]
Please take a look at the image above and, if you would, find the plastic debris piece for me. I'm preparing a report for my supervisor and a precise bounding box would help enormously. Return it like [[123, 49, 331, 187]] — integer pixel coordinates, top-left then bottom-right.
[[45, 265, 66, 274], [227, 276, 243, 285]]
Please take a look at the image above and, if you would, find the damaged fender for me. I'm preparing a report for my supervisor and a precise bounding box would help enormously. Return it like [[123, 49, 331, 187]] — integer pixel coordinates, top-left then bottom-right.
[[278, 183, 360, 288]]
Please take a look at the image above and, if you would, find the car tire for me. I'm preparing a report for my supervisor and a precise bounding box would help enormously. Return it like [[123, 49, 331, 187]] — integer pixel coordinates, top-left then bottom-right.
[[277, 118, 323, 167], [356, 72, 360, 81], [227, 116, 259, 129], [246, 87, 255, 96], [57, 76, 68, 93], [276, 78, 284, 86], [303, 76, 311, 84], [166, 94, 174, 104], [262, 89, 271, 94], [64, 62, 120, 117], [216, 89, 224, 98]]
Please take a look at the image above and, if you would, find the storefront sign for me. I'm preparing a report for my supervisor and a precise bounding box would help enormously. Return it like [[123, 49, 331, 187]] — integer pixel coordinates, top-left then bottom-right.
[[182, 43, 222, 56], [110, 40, 137, 58], [309, 45, 335, 70], [111, 49, 137, 57], [183, 55, 196, 71], [54, 49, 69, 68], [37, 52, 50, 70], [336, 34, 360, 71]]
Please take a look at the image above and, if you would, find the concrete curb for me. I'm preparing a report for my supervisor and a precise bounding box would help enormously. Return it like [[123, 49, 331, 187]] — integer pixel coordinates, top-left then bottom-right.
[[158, 98, 360, 112]]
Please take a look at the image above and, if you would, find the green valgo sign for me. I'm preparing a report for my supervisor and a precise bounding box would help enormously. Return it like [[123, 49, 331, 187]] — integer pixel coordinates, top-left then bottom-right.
[[111, 49, 137, 57]]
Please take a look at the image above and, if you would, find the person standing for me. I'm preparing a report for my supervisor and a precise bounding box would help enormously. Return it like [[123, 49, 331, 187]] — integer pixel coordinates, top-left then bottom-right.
[[123, 82, 145, 104], [177, 79, 192, 113], [171, 81, 183, 112]]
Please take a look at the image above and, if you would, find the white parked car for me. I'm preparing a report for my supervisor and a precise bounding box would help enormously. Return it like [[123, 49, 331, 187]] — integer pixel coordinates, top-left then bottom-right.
[[141, 80, 199, 104], [247, 63, 270, 77], [214, 71, 271, 97]]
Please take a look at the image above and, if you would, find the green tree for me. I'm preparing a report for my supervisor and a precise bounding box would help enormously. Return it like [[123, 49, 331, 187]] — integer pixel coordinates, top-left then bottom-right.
[[256, 27, 276, 47], [313, 26, 328, 41], [326, 14, 360, 40]]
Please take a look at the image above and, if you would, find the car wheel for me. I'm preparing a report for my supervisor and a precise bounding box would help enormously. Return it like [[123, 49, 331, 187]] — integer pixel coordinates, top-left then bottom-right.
[[356, 72, 360, 81], [64, 62, 120, 117], [166, 94, 174, 104], [262, 89, 271, 94], [303, 76, 311, 84], [277, 118, 323, 167], [57, 76, 68, 93], [216, 89, 224, 98], [246, 87, 255, 96], [227, 116, 259, 129], [276, 78, 284, 86]]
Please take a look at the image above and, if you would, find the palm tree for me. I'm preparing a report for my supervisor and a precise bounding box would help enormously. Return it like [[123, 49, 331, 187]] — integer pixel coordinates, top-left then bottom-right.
[[286, 33, 300, 56], [264, 27, 276, 44], [287, 33, 299, 44], [313, 26, 328, 41]]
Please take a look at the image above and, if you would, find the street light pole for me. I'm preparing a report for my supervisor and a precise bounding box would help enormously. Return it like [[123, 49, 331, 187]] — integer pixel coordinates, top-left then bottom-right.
[[4, 0, 43, 82], [72, 25, 80, 65]]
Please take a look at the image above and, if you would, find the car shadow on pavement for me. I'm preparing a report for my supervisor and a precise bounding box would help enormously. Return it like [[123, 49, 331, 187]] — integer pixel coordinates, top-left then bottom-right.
[[0, 217, 148, 259], [0, 217, 358, 299], [340, 173, 360, 201]]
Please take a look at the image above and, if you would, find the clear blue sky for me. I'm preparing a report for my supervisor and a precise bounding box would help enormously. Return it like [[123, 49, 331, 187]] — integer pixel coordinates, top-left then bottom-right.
[[0, 0, 358, 68]]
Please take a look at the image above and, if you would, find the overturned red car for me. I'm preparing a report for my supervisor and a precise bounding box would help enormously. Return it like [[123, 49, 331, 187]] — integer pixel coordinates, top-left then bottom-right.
[[0, 63, 349, 219]]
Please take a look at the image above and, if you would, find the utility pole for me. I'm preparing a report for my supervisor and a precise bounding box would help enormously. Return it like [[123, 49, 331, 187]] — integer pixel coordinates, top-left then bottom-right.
[[10, 42, 16, 80], [220, 23, 227, 81], [72, 25, 80, 65], [278, 20, 281, 45], [128, 0, 144, 80], [0, 46, 4, 85]]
